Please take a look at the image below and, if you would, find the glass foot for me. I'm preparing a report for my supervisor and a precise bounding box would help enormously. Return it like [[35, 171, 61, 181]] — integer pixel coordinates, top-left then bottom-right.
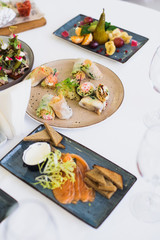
[[143, 109, 160, 127], [130, 192, 160, 223]]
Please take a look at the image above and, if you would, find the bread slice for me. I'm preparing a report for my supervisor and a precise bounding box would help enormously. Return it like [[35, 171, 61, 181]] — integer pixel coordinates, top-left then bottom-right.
[[98, 179, 117, 192], [44, 122, 63, 146], [94, 165, 123, 190], [23, 129, 50, 142], [84, 177, 115, 199], [85, 168, 106, 186], [23, 128, 64, 148]]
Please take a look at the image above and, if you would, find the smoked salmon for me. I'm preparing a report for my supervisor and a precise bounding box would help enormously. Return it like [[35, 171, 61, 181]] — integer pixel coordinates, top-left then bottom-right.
[[53, 179, 75, 204], [71, 154, 95, 203], [53, 153, 95, 204]]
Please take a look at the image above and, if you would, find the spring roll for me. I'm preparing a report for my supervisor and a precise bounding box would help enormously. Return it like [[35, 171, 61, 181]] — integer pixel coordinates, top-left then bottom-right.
[[28, 65, 54, 87], [36, 94, 55, 120], [81, 59, 103, 80], [96, 84, 109, 102], [71, 58, 85, 81], [79, 96, 106, 115], [41, 68, 58, 89], [49, 94, 72, 120], [77, 82, 95, 97]]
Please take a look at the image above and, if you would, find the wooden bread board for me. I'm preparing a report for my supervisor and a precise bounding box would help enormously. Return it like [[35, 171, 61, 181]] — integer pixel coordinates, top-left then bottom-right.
[[0, 17, 46, 36]]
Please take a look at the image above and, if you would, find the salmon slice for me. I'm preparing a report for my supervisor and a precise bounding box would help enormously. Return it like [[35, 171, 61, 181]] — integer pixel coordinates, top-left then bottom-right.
[[53, 179, 75, 204], [53, 153, 95, 204], [72, 166, 81, 204], [53, 153, 75, 204], [71, 154, 95, 203], [70, 154, 90, 174]]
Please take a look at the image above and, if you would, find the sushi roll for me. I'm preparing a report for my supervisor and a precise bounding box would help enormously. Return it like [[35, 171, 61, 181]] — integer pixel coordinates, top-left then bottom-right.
[[36, 94, 55, 120], [80, 59, 103, 80], [79, 96, 106, 115], [96, 84, 109, 102], [77, 82, 95, 97], [49, 94, 72, 120], [41, 68, 58, 89]]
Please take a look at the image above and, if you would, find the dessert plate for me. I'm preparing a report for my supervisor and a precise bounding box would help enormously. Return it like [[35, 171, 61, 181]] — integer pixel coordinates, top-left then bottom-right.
[[53, 14, 149, 63]]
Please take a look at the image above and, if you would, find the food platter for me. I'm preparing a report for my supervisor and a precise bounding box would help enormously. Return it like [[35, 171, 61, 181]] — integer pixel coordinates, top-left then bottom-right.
[[0, 125, 137, 228], [53, 14, 149, 63], [26, 58, 124, 128], [0, 36, 34, 91]]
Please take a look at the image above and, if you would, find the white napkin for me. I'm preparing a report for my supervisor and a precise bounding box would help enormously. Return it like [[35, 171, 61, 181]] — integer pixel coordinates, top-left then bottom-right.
[[0, 79, 31, 139], [0, 111, 13, 139]]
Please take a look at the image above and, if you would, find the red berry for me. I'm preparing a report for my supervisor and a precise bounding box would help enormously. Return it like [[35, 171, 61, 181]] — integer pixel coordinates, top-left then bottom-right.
[[83, 17, 93, 24], [116, 49, 120, 53], [79, 21, 85, 26], [61, 31, 69, 38], [131, 40, 138, 47], [114, 37, 124, 48]]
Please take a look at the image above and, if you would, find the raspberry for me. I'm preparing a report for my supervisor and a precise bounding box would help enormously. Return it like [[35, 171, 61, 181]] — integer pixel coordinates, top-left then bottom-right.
[[131, 40, 138, 47], [61, 31, 69, 38]]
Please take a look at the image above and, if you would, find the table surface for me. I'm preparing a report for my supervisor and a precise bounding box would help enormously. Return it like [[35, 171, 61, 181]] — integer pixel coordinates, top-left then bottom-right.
[[0, 0, 160, 239]]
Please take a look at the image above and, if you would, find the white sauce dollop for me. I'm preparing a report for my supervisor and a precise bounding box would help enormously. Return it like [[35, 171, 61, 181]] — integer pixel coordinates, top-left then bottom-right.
[[23, 142, 51, 166]]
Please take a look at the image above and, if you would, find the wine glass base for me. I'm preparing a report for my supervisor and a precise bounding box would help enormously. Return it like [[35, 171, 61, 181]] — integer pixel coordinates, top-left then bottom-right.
[[130, 192, 160, 223], [143, 109, 160, 127]]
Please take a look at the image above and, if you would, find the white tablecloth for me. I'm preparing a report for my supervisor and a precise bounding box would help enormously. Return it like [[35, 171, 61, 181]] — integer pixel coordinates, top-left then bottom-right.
[[0, 0, 160, 239]]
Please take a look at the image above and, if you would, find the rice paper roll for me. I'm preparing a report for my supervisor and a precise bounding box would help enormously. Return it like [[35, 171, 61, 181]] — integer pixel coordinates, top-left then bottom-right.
[[96, 84, 109, 102], [81, 59, 103, 80], [79, 96, 106, 115], [77, 82, 95, 97], [49, 94, 72, 120], [71, 58, 85, 81], [36, 93, 55, 120]]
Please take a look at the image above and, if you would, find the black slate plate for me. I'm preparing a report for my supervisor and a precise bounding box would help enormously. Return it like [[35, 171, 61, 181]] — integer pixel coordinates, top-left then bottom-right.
[[53, 14, 149, 63], [0, 125, 137, 228], [0, 189, 17, 222], [0, 36, 34, 91]]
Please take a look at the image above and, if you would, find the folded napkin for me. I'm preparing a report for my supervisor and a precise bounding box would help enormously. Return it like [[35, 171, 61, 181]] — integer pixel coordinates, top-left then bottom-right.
[[0, 79, 31, 139]]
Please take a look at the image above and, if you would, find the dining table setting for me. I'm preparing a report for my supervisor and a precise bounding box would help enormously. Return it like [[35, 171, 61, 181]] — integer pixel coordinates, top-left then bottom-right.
[[0, 0, 160, 239]]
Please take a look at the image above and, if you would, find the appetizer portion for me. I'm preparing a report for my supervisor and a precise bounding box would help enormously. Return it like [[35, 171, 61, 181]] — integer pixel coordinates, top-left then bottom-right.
[[23, 124, 123, 205], [71, 59, 86, 81], [24, 123, 95, 205], [56, 77, 80, 101], [79, 96, 106, 115], [0, 33, 29, 85], [84, 164, 123, 199], [71, 58, 103, 81], [41, 68, 58, 89], [49, 94, 72, 120], [28, 58, 111, 123], [36, 93, 55, 120], [80, 59, 103, 80], [96, 84, 109, 102], [77, 82, 95, 97], [23, 122, 64, 149], [28, 65, 54, 87]]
